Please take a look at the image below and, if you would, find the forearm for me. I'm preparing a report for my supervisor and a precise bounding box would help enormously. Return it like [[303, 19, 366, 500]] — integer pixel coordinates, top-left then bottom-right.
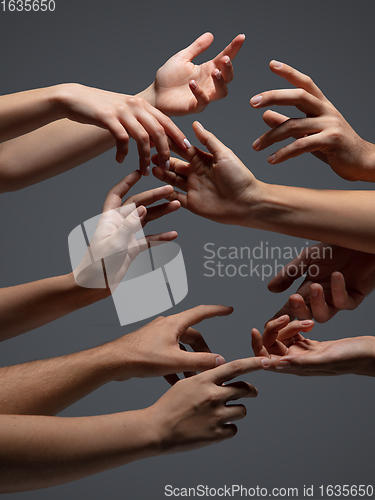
[[0, 273, 109, 341], [0, 345, 116, 415], [0, 119, 114, 192], [0, 410, 159, 493], [247, 182, 375, 254]]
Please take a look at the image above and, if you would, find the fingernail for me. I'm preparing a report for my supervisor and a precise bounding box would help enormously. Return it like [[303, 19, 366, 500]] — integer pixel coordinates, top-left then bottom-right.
[[276, 315, 287, 323], [277, 360, 292, 369], [165, 160, 170, 171], [144, 166, 150, 177], [195, 121, 204, 130], [253, 138, 260, 150], [251, 95, 262, 106], [272, 60, 284, 69], [214, 69, 222, 80], [215, 356, 226, 366], [134, 206, 146, 218], [311, 287, 319, 298], [183, 138, 192, 149], [290, 298, 299, 309], [268, 154, 276, 163], [301, 320, 313, 326], [332, 273, 340, 282], [261, 359, 271, 368], [189, 80, 197, 90], [224, 56, 230, 66]]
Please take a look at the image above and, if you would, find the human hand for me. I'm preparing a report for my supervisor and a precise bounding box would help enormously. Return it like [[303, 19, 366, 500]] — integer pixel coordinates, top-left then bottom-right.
[[103, 304, 233, 382], [250, 61, 375, 181], [152, 121, 260, 226], [73, 170, 180, 289], [267, 243, 375, 323], [56, 84, 190, 173], [140, 33, 245, 117], [252, 315, 375, 377], [149, 356, 264, 452]]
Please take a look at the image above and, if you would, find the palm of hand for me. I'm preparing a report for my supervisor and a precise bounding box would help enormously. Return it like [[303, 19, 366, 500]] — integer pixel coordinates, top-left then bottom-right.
[[155, 58, 218, 115], [185, 151, 256, 225]]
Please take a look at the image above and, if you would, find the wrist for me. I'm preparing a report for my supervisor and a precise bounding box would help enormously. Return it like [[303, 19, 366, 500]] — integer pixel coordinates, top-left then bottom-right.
[[50, 83, 83, 120], [136, 83, 156, 109], [64, 272, 111, 307], [357, 140, 375, 182], [354, 336, 375, 377]]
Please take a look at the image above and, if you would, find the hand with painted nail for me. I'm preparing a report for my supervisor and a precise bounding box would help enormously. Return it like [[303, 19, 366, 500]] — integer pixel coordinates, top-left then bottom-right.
[[139, 33, 245, 117], [151, 121, 259, 225], [74, 170, 180, 289], [57, 84, 188, 174], [250, 61, 375, 182], [252, 318, 375, 377], [266, 243, 375, 324], [109, 304, 233, 382]]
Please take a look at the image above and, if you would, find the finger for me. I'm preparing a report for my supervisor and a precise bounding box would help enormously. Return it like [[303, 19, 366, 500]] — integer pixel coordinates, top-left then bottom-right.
[[253, 117, 323, 152], [267, 249, 310, 293], [309, 284, 337, 323], [219, 56, 234, 83], [263, 109, 290, 129], [250, 88, 325, 116], [251, 329, 270, 358], [193, 121, 229, 157], [181, 32, 214, 61], [114, 205, 147, 246], [124, 185, 175, 208], [213, 34, 246, 64], [151, 163, 188, 192], [103, 170, 142, 211], [152, 154, 191, 177], [180, 327, 211, 353], [211, 69, 229, 100], [262, 315, 290, 354], [222, 381, 258, 402], [179, 349, 226, 373], [276, 319, 314, 342], [172, 304, 234, 331], [122, 116, 151, 175], [267, 132, 330, 164], [103, 117, 129, 164], [330, 272, 355, 310], [189, 80, 210, 110], [274, 353, 331, 375], [164, 374, 180, 386], [207, 357, 265, 385], [144, 201, 181, 223], [222, 404, 247, 423], [135, 110, 171, 170], [289, 294, 313, 320], [268, 60, 326, 100]]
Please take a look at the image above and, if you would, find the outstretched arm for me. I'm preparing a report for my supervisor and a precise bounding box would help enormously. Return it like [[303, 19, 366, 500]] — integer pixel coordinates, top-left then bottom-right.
[[0, 305, 230, 416], [0, 357, 263, 493], [0, 172, 179, 341], [152, 121, 375, 254], [250, 60, 375, 182]]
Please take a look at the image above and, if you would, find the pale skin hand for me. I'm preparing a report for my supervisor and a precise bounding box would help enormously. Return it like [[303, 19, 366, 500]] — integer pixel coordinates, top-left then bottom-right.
[[252, 315, 375, 377], [0, 85, 189, 175], [0, 172, 179, 341], [0, 357, 263, 493], [250, 60, 375, 181], [267, 243, 375, 323], [75, 170, 180, 288], [138, 33, 245, 116], [0, 305, 229, 416]]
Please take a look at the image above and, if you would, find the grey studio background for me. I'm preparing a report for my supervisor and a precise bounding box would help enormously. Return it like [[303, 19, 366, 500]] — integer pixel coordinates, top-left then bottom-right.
[[0, 1, 374, 499]]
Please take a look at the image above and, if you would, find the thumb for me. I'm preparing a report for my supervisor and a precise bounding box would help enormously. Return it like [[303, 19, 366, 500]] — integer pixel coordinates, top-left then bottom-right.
[[274, 353, 326, 375], [180, 350, 226, 373], [193, 121, 229, 157]]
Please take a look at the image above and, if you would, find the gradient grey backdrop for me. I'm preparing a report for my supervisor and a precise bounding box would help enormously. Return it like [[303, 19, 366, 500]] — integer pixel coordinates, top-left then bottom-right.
[[0, 1, 374, 498]]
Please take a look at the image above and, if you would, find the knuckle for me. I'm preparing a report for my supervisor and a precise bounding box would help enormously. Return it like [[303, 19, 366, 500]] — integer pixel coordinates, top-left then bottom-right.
[[286, 118, 299, 132], [294, 137, 306, 149], [228, 359, 243, 375], [137, 131, 150, 144], [127, 96, 139, 107]]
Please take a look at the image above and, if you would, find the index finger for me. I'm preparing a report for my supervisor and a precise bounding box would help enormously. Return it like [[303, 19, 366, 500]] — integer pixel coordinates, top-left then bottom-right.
[[103, 170, 142, 212], [213, 34, 246, 64], [172, 304, 234, 332], [207, 357, 265, 385]]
